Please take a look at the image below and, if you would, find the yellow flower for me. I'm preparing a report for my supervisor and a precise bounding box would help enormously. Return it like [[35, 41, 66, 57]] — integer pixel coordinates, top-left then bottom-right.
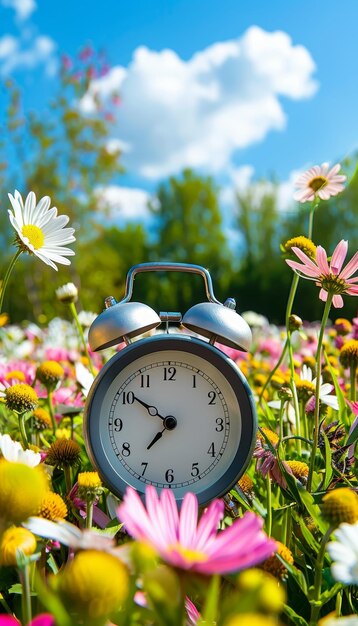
[[0, 312, 9, 327], [321, 488, 358, 526], [0, 461, 49, 524], [5, 383, 38, 413], [339, 339, 358, 369], [5, 370, 26, 383], [39, 492, 68, 521], [46, 438, 81, 469], [33, 408, 52, 430], [55, 428, 71, 440], [285, 460, 309, 481], [334, 318, 352, 336], [37, 361, 64, 389], [237, 474, 254, 496], [237, 568, 286, 613], [282, 236, 317, 260], [294, 378, 315, 402], [258, 428, 279, 447], [261, 541, 294, 580], [0, 527, 37, 566], [77, 471, 103, 501], [56, 550, 129, 619]]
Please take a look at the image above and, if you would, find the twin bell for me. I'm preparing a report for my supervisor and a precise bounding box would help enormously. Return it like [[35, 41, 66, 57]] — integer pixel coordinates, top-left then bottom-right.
[[88, 262, 252, 353]]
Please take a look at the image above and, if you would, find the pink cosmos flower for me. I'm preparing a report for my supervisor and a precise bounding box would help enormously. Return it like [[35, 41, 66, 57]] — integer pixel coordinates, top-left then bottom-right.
[[117, 486, 276, 575], [0, 615, 54, 626], [294, 162, 346, 203], [286, 240, 358, 308]]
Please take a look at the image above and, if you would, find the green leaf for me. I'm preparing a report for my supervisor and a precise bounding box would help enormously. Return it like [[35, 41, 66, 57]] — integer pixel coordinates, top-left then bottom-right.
[[283, 604, 309, 626], [276, 555, 308, 596], [291, 511, 320, 554], [321, 430, 333, 490], [320, 581, 343, 604], [346, 418, 358, 446]]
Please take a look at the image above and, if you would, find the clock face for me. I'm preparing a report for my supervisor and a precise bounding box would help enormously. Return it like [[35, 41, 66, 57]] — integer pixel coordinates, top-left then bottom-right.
[[84, 334, 257, 506]]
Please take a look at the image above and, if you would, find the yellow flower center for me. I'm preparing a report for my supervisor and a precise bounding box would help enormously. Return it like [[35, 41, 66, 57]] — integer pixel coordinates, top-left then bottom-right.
[[21, 224, 45, 249], [261, 541, 293, 580], [285, 460, 309, 479], [39, 491, 68, 521], [5, 370, 26, 382], [237, 473, 254, 495], [309, 175, 328, 192], [169, 542, 208, 564], [295, 379, 315, 402], [33, 408, 52, 430], [5, 383, 38, 413], [78, 471, 102, 490], [37, 361, 64, 386], [258, 428, 279, 446], [320, 274, 350, 296], [0, 527, 37, 566], [283, 236, 317, 260], [322, 487, 358, 525], [339, 340, 358, 368]]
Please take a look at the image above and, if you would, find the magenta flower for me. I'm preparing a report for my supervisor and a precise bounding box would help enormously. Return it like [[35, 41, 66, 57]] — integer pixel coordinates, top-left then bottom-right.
[[294, 162, 346, 203], [286, 240, 358, 308], [0, 615, 54, 626], [117, 486, 276, 575]]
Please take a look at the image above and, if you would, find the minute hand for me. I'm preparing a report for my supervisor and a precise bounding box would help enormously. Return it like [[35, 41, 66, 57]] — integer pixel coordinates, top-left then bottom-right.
[[133, 396, 165, 421]]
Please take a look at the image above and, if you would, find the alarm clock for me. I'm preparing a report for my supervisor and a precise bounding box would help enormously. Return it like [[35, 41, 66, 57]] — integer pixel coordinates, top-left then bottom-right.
[[84, 263, 257, 506]]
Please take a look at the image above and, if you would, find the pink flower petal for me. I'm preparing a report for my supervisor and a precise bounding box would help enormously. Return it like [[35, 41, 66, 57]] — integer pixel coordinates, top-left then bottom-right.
[[332, 294, 344, 308], [286, 259, 320, 278], [339, 250, 358, 279], [316, 246, 330, 275], [195, 499, 224, 551], [179, 492, 199, 547], [330, 240, 348, 275]]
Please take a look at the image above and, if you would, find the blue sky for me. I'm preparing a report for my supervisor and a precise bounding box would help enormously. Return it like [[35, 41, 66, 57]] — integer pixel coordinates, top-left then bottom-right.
[[1, 0, 358, 219]]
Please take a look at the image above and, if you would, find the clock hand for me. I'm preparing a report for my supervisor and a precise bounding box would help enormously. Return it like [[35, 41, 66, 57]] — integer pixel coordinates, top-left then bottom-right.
[[147, 428, 166, 450], [133, 395, 165, 421], [146, 415, 177, 450]]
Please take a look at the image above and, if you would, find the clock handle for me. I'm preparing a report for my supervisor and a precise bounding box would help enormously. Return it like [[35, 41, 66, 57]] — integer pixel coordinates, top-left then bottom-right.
[[120, 262, 222, 305]]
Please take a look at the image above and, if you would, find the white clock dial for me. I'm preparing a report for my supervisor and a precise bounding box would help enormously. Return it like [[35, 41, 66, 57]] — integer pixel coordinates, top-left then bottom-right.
[[84, 335, 256, 506]]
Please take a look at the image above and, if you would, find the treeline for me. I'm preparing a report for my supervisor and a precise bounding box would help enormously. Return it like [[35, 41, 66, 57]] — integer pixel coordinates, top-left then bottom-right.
[[0, 52, 357, 325]]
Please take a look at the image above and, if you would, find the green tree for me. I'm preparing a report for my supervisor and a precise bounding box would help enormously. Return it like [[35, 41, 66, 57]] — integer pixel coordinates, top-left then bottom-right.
[[148, 169, 233, 314]]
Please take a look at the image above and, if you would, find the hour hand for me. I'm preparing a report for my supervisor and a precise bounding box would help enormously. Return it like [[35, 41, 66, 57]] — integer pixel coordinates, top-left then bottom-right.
[[147, 428, 165, 450], [133, 396, 165, 421]]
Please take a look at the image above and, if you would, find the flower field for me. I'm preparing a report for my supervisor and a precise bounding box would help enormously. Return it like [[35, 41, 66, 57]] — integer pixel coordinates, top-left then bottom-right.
[[0, 169, 358, 626]]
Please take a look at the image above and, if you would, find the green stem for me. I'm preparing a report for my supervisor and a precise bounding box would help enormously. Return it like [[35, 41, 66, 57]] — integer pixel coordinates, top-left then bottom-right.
[[265, 474, 272, 537], [309, 525, 334, 625], [279, 398, 285, 441], [47, 390, 56, 435], [259, 338, 288, 405], [0, 249, 22, 314], [70, 302, 96, 377], [86, 499, 94, 529], [19, 564, 32, 626], [63, 465, 72, 495], [308, 198, 320, 240], [349, 363, 356, 402], [18, 412, 29, 449], [307, 294, 333, 492]]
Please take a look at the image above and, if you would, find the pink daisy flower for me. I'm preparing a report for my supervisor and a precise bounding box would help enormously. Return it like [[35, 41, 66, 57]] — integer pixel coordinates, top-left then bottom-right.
[[294, 162, 346, 203], [286, 240, 358, 308], [117, 486, 276, 575]]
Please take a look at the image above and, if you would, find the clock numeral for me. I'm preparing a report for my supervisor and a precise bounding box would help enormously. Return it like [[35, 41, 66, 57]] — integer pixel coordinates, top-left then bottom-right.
[[165, 468, 174, 483], [191, 462, 199, 477], [141, 462, 148, 476], [208, 391, 217, 405], [140, 374, 150, 388], [207, 442, 215, 457], [192, 374, 196, 388], [215, 417, 224, 432], [163, 366, 176, 381], [114, 418, 123, 432], [121, 442, 131, 457], [122, 391, 134, 405]]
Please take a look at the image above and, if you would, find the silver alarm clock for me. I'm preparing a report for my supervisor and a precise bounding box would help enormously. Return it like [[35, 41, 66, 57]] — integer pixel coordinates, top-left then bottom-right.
[[84, 263, 257, 506]]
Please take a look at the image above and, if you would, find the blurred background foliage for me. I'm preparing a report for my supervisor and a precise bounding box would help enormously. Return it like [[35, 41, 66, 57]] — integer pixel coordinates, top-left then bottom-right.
[[0, 50, 358, 326]]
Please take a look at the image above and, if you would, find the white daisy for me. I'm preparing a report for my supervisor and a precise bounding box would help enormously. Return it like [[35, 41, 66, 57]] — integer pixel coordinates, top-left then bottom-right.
[[293, 162, 347, 203], [24, 517, 116, 551], [0, 432, 41, 467], [327, 521, 358, 585], [55, 282, 78, 303], [301, 364, 339, 411], [8, 190, 75, 270]]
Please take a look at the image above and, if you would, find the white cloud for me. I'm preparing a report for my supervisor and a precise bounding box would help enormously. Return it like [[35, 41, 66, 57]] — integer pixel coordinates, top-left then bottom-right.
[[95, 185, 151, 221], [221, 165, 301, 213], [81, 26, 318, 180], [1, 0, 36, 21], [0, 33, 56, 75]]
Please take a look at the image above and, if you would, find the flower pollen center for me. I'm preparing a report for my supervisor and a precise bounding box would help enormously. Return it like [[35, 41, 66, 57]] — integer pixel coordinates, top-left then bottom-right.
[[320, 274, 348, 295], [21, 224, 45, 250], [169, 543, 208, 564], [309, 176, 328, 193]]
